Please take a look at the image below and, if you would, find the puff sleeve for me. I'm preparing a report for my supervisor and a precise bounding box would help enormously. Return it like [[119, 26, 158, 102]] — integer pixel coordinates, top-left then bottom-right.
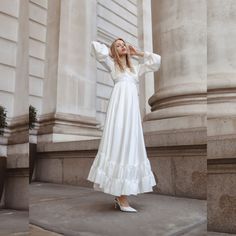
[[136, 51, 161, 77], [90, 41, 114, 72]]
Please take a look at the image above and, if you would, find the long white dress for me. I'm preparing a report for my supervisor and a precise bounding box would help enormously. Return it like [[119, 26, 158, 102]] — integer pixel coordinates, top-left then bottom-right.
[[87, 41, 161, 196]]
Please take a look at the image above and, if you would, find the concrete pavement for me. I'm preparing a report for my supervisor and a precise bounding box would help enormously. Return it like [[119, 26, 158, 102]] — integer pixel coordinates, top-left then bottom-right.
[[0, 209, 63, 236], [0, 182, 234, 236], [29, 182, 232, 236], [30, 224, 63, 236], [0, 209, 28, 236]]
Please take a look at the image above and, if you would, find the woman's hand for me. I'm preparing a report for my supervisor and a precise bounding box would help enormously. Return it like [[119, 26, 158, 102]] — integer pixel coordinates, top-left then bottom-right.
[[127, 45, 144, 57]]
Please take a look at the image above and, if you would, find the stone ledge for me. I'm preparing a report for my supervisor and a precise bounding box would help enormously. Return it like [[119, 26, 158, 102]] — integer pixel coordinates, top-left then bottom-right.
[[208, 136, 236, 160], [207, 160, 236, 174], [144, 128, 206, 147], [37, 139, 100, 153]]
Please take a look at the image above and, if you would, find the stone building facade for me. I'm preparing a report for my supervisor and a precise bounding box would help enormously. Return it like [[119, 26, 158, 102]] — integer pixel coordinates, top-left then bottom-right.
[[0, 0, 235, 234]]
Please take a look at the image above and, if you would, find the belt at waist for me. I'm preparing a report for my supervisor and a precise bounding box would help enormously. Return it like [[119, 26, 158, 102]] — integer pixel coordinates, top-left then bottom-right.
[[114, 77, 138, 85]]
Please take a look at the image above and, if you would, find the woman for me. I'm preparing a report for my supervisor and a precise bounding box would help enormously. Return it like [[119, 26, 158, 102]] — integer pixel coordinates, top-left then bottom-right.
[[87, 38, 161, 213]]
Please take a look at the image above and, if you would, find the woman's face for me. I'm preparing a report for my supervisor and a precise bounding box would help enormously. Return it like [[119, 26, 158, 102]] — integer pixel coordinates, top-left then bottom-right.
[[115, 39, 127, 56]]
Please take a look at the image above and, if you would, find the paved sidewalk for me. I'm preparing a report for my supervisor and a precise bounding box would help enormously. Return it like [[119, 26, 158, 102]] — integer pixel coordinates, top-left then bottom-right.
[[0, 209, 63, 236], [0, 209, 28, 236], [30, 224, 63, 236], [29, 181, 233, 236]]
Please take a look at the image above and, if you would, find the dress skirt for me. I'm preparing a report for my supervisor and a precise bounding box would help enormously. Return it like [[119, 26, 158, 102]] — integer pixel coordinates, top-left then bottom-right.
[[87, 75, 157, 196]]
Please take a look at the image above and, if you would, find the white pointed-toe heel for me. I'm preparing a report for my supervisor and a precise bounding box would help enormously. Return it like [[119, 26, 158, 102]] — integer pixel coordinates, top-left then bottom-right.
[[114, 198, 137, 213]]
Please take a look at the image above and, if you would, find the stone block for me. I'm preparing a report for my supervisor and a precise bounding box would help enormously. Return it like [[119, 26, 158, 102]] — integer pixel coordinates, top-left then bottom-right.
[[29, 20, 47, 42], [98, 0, 137, 26], [148, 147, 206, 199], [63, 158, 94, 187], [29, 57, 45, 78], [35, 158, 63, 183], [0, 64, 15, 93], [174, 155, 206, 199], [97, 17, 138, 46], [29, 38, 46, 60], [0, 93, 14, 117], [7, 143, 29, 169], [0, 38, 16, 67], [208, 137, 236, 160], [29, 2, 47, 25], [207, 167, 236, 233], [0, 0, 19, 17], [29, 76, 43, 97], [97, 4, 137, 36], [31, 0, 48, 9], [5, 169, 28, 210], [0, 14, 18, 41], [149, 156, 174, 195]]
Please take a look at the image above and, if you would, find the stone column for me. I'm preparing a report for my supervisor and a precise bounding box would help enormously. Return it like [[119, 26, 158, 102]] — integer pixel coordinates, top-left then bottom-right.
[[37, 0, 101, 143], [147, 0, 207, 121], [207, 0, 236, 233], [143, 0, 207, 199]]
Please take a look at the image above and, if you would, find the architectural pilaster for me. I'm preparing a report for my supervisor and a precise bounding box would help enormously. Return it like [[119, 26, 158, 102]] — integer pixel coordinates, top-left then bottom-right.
[[37, 0, 101, 143], [0, 0, 29, 210]]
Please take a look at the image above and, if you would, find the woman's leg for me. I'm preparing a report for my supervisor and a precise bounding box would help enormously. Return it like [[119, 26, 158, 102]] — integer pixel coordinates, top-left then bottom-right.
[[116, 195, 129, 206]]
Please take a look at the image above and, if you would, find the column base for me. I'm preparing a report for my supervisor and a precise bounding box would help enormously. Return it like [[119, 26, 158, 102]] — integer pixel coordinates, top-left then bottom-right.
[[143, 115, 207, 199]]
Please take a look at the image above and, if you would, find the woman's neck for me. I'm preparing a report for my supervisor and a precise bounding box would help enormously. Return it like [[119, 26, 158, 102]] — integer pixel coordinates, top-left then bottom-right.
[[120, 56, 127, 67]]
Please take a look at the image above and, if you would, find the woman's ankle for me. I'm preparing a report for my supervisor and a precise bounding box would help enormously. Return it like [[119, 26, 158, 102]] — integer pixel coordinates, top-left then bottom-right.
[[117, 195, 128, 202]]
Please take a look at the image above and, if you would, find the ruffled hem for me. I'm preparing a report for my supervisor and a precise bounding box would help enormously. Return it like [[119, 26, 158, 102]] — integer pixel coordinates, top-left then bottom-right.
[[87, 152, 157, 196]]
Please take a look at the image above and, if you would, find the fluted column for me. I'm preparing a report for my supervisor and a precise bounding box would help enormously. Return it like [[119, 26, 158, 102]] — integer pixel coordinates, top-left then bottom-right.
[[207, 0, 236, 233]]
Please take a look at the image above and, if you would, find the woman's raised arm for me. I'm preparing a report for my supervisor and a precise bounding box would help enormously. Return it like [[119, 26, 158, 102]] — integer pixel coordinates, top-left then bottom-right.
[[136, 51, 161, 77], [90, 41, 114, 72]]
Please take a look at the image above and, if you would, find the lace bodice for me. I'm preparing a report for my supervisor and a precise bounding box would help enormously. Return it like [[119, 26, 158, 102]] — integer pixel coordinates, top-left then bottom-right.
[[90, 41, 161, 81]]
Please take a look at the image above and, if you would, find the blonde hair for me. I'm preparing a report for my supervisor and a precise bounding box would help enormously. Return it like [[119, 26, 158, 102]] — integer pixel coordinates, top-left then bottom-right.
[[110, 38, 134, 73]]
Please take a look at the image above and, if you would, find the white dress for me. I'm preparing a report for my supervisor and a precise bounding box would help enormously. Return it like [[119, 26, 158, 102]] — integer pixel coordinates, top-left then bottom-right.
[[87, 41, 161, 196]]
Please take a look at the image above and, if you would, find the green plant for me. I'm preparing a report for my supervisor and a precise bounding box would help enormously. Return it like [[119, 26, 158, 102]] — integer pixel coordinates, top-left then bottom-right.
[[0, 106, 7, 135], [29, 105, 37, 130]]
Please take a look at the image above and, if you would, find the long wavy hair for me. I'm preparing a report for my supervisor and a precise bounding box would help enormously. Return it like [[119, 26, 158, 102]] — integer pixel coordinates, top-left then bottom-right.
[[110, 38, 134, 73]]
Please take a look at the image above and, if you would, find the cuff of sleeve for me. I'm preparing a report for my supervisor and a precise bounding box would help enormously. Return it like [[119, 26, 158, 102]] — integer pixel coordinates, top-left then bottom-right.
[[144, 51, 161, 62], [143, 51, 152, 57]]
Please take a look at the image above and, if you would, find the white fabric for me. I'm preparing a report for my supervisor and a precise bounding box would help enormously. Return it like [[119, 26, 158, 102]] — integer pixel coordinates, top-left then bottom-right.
[[87, 41, 161, 196]]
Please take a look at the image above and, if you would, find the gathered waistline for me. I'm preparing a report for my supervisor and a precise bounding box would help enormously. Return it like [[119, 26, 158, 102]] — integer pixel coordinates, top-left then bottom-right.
[[114, 77, 138, 85]]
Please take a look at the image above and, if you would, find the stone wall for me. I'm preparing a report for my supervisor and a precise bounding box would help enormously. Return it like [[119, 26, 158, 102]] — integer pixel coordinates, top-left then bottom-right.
[[95, 0, 140, 128]]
